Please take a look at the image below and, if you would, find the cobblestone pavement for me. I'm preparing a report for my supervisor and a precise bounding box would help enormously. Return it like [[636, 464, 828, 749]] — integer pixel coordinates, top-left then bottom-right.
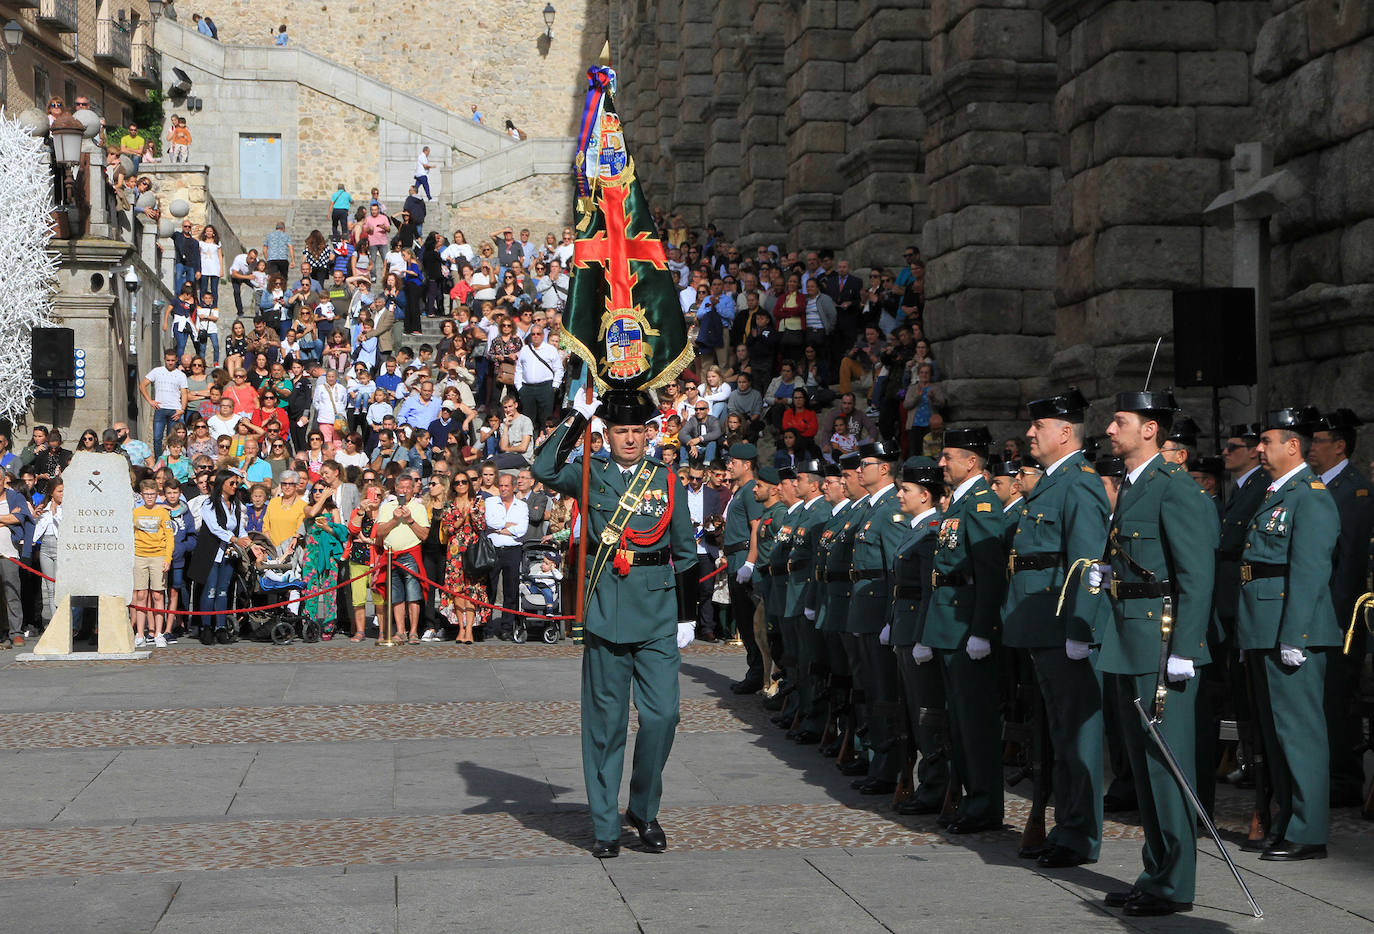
[[1, 642, 1370, 932]]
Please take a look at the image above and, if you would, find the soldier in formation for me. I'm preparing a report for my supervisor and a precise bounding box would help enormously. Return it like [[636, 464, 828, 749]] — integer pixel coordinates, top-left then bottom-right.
[[729, 389, 1364, 912]]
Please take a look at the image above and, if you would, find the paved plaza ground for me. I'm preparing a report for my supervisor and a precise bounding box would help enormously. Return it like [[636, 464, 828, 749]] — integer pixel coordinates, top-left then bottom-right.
[[0, 640, 1370, 933]]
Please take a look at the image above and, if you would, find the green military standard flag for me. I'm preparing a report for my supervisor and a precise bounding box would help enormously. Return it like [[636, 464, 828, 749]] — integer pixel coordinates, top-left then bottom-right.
[[564, 65, 691, 393]]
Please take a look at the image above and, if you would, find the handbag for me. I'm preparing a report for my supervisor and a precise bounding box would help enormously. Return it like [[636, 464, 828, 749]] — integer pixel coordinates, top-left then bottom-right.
[[497, 361, 516, 385], [464, 533, 497, 576]]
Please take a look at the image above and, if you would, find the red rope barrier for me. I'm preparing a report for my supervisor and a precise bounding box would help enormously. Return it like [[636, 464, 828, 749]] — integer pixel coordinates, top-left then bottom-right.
[[6, 552, 730, 621]]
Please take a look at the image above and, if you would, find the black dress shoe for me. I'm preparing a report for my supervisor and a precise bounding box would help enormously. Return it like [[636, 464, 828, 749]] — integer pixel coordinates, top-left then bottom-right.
[[850, 776, 871, 790], [944, 819, 1003, 835], [895, 799, 940, 816], [858, 779, 898, 796], [818, 741, 841, 757], [1036, 844, 1092, 868], [199, 626, 216, 646], [697, 632, 719, 644], [1240, 834, 1276, 853], [730, 679, 762, 695], [214, 627, 232, 644], [770, 712, 791, 726], [792, 730, 821, 745], [625, 810, 667, 852], [591, 840, 620, 859], [838, 759, 869, 776], [1103, 888, 1141, 908], [937, 813, 954, 828], [1102, 793, 1137, 812], [1017, 843, 1050, 860], [1123, 893, 1192, 916], [1260, 841, 1327, 861]]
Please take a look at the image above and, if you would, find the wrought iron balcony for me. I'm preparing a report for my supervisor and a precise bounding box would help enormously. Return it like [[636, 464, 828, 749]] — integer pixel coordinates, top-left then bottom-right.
[[96, 17, 132, 68], [130, 40, 159, 86], [36, 0, 78, 33]]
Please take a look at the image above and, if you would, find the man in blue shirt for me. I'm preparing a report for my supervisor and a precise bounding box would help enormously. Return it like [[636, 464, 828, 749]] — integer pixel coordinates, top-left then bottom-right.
[[397, 379, 441, 430], [330, 185, 353, 240], [427, 401, 461, 450], [375, 358, 403, 398]]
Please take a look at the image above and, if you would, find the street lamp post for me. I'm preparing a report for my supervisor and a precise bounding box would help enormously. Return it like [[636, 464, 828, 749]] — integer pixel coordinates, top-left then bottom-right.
[[543, 4, 555, 38], [1, 20, 24, 111]]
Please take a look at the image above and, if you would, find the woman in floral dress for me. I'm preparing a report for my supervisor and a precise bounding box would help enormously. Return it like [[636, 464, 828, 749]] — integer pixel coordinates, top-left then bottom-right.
[[438, 474, 490, 643], [299, 483, 348, 636]]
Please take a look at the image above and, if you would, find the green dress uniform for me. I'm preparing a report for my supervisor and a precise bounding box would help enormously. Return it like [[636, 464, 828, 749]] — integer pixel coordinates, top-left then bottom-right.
[[1099, 437, 1217, 905], [816, 498, 855, 690], [1003, 440, 1110, 861], [723, 468, 765, 682], [1236, 457, 1341, 848], [890, 499, 949, 810], [756, 500, 786, 637], [918, 429, 1008, 829], [829, 490, 874, 749], [848, 469, 909, 786], [767, 493, 803, 718], [1315, 421, 1374, 805], [785, 491, 832, 735], [531, 411, 698, 845]]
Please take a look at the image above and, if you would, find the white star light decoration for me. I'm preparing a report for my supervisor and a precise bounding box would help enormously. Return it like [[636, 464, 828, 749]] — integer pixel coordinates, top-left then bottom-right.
[[0, 113, 57, 426]]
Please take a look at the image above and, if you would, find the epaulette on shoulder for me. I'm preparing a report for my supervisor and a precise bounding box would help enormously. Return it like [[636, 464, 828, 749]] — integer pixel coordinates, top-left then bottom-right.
[[1159, 461, 1184, 475], [1357, 488, 1368, 497], [1310, 480, 1326, 490], [1079, 463, 1096, 474], [974, 489, 989, 495]]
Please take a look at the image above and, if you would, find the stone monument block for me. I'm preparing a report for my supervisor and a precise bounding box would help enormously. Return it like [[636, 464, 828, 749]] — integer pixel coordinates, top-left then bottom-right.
[[32, 452, 138, 658]]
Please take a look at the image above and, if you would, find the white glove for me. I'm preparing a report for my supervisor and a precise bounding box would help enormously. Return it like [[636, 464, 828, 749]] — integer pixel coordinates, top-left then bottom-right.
[[803, 608, 816, 621], [879, 624, 891, 646], [676, 622, 695, 650], [965, 635, 992, 660], [912, 643, 934, 664], [736, 561, 754, 584], [1065, 639, 1092, 661], [572, 391, 600, 420], [1086, 562, 1113, 590], [1279, 643, 1306, 667], [1166, 655, 1196, 682]]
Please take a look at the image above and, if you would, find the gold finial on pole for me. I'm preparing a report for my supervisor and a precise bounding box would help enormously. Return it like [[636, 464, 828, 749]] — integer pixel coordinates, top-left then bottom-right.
[[599, 40, 611, 66]]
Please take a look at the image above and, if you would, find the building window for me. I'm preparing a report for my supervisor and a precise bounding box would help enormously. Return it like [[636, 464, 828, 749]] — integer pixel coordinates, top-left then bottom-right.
[[64, 79, 77, 109], [33, 65, 49, 106]]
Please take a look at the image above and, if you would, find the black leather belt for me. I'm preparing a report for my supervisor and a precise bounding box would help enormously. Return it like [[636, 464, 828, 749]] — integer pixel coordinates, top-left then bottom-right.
[[893, 585, 922, 599], [787, 559, 812, 573], [1215, 549, 1241, 561], [820, 570, 850, 582], [931, 570, 970, 588], [1240, 561, 1286, 583], [759, 565, 783, 577], [620, 548, 672, 567], [1110, 579, 1177, 599], [1008, 552, 1059, 573], [724, 542, 748, 555], [849, 568, 886, 583]]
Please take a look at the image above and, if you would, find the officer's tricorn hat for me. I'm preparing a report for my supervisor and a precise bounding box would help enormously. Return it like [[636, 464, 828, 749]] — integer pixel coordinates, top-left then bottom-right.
[[1018, 454, 1043, 472], [1317, 408, 1363, 432], [838, 451, 863, 470], [1026, 388, 1090, 423], [988, 455, 1015, 478], [599, 389, 658, 426], [1095, 455, 1126, 478], [943, 426, 992, 456], [1262, 406, 1322, 437], [902, 456, 943, 488], [856, 440, 901, 462], [820, 460, 842, 477], [776, 464, 799, 481], [795, 457, 824, 476], [1228, 422, 1262, 443], [1115, 389, 1178, 417], [1168, 416, 1200, 447], [1188, 455, 1225, 477]]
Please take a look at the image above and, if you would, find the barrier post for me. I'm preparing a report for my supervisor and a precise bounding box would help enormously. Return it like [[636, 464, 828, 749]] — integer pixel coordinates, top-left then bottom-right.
[[378, 548, 395, 647]]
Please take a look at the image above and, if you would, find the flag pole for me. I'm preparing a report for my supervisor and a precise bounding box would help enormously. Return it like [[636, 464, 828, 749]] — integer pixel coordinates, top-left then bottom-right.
[[571, 382, 592, 644]]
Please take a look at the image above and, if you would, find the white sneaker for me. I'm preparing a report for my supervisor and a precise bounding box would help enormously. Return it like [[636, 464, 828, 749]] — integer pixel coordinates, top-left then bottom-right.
[[133, 635, 147, 647], [420, 629, 436, 642], [154, 634, 168, 648]]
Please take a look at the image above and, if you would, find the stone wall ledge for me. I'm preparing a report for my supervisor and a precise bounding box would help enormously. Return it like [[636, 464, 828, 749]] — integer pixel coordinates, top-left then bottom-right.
[[919, 60, 1059, 121]]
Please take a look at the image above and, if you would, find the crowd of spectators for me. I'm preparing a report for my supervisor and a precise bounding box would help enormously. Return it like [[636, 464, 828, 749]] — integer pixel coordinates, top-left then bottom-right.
[[6, 186, 947, 648]]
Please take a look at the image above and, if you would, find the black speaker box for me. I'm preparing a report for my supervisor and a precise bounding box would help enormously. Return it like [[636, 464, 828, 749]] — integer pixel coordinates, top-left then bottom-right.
[[1171, 288, 1257, 388], [32, 327, 76, 381]]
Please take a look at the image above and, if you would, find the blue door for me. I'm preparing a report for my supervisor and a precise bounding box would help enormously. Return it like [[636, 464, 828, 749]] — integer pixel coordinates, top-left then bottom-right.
[[239, 134, 282, 198]]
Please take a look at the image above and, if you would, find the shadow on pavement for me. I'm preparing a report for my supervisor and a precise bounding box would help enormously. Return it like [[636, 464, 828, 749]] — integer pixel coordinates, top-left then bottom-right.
[[455, 760, 588, 849]]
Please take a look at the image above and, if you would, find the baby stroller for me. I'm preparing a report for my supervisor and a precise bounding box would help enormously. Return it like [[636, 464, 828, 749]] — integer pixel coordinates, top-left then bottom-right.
[[516, 542, 564, 645], [227, 533, 322, 645]]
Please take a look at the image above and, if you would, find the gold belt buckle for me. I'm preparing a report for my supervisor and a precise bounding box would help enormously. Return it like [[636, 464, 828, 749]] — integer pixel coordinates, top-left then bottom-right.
[[1007, 552, 1017, 575], [1109, 579, 1119, 600], [850, 569, 859, 583], [930, 569, 939, 588], [1240, 564, 1253, 583]]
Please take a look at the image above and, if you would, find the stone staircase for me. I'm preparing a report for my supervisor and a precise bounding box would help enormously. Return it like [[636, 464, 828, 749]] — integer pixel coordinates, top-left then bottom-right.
[[221, 197, 458, 257]]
